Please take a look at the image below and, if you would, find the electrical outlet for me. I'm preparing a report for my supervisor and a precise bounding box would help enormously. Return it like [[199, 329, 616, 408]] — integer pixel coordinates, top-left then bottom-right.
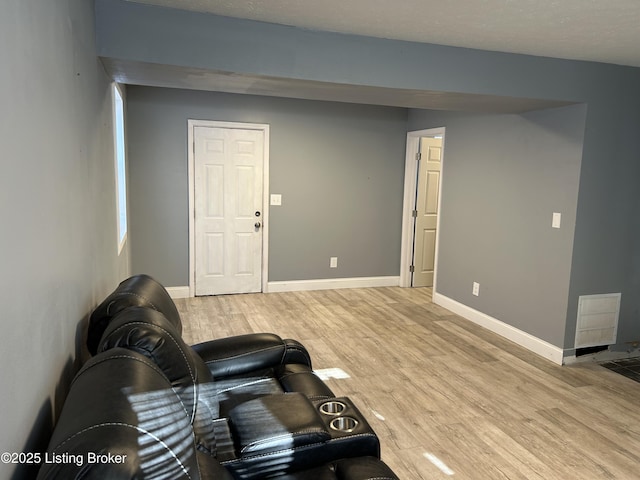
[[330, 257, 338, 268], [472, 282, 480, 296]]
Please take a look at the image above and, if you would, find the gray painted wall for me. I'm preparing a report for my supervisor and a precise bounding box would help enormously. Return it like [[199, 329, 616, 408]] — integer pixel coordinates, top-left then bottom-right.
[[408, 106, 586, 346], [126, 87, 407, 286], [97, 0, 640, 352], [564, 100, 640, 352], [0, 1, 129, 477]]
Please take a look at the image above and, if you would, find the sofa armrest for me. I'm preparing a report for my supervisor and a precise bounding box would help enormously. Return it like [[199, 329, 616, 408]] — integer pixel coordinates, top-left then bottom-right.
[[282, 338, 313, 367], [193, 333, 312, 378]]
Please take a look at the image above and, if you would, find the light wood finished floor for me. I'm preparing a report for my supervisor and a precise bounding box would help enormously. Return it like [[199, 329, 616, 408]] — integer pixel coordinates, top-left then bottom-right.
[[175, 287, 640, 479]]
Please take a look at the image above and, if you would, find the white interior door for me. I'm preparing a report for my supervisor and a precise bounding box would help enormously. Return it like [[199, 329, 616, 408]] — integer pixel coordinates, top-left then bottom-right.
[[412, 136, 442, 287], [194, 126, 264, 295]]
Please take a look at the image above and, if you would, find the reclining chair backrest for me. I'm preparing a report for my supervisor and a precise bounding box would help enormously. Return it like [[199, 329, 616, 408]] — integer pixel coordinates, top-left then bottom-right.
[[37, 348, 204, 479], [98, 307, 221, 457], [87, 274, 181, 355]]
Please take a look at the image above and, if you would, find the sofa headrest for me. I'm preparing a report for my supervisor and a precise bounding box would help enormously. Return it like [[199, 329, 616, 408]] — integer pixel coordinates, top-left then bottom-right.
[[99, 307, 215, 414], [37, 348, 201, 479], [87, 274, 182, 355]]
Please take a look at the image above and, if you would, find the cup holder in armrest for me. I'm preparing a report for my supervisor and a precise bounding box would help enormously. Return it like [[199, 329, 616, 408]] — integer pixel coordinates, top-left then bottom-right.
[[319, 400, 347, 416], [222, 395, 380, 478], [329, 416, 359, 433], [312, 396, 380, 458]]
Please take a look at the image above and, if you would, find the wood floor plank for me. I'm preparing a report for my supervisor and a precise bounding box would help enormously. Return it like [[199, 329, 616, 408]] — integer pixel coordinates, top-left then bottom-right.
[[176, 287, 640, 479]]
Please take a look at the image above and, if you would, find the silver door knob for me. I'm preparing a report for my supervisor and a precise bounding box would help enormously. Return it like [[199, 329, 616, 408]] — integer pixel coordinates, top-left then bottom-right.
[[255, 222, 261, 228]]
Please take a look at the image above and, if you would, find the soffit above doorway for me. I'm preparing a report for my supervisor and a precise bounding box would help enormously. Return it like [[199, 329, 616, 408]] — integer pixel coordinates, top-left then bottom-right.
[[104, 58, 574, 114]]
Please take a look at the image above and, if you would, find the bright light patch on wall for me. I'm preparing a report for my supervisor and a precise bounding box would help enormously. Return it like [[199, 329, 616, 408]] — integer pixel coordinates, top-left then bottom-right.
[[423, 452, 455, 476], [314, 368, 351, 381], [113, 83, 128, 254]]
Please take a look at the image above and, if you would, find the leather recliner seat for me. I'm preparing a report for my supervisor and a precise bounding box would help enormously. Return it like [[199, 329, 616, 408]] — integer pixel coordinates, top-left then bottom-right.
[[37, 275, 399, 479], [96, 306, 382, 476], [36, 347, 235, 480], [87, 275, 335, 416]]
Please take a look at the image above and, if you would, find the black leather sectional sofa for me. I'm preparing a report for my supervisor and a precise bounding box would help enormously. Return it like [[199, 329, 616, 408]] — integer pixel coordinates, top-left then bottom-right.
[[37, 275, 399, 479]]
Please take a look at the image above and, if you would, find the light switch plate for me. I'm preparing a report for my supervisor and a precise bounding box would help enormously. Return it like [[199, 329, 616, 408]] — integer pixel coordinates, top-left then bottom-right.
[[270, 194, 282, 206], [552, 212, 561, 229]]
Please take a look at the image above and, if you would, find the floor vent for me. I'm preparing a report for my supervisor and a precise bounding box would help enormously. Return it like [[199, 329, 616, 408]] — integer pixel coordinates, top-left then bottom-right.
[[574, 293, 621, 349]]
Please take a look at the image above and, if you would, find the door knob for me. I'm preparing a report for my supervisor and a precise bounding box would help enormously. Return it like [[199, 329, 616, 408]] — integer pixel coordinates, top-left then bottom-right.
[[255, 222, 261, 228]]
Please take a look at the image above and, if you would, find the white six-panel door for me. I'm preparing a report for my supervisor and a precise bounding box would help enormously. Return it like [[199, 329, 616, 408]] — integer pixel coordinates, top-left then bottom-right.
[[193, 125, 264, 296], [413, 136, 442, 287]]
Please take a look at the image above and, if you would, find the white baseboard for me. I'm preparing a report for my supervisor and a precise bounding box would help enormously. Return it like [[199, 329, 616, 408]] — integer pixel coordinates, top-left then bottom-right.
[[433, 292, 565, 365], [166, 286, 190, 299], [267, 276, 400, 293], [169, 277, 400, 296]]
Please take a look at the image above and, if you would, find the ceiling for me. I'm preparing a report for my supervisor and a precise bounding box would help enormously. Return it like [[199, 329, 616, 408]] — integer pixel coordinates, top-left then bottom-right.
[[129, 0, 640, 68]]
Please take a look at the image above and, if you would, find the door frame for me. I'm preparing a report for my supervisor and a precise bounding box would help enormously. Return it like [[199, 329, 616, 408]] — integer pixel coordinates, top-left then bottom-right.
[[187, 119, 270, 297], [399, 127, 446, 289]]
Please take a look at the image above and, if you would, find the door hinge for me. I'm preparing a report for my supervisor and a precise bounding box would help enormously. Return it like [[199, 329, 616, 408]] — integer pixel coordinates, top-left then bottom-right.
[[412, 210, 418, 218], [409, 265, 415, 273], [416, 152, 421, 161]]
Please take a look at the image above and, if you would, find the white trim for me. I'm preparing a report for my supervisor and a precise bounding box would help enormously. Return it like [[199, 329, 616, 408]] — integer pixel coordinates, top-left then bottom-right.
[[166, 286, 191, 299], [267, 276, 400, 293], [112, 82, 128, 255], [400, 128, 446, 290], [187, 120, 270, 297], [188, 121, 195, 297], [433, 292, 565, 365]]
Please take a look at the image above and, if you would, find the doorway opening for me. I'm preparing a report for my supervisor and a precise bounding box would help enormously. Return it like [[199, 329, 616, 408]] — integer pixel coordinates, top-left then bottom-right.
[[399, 128, 446, 290]]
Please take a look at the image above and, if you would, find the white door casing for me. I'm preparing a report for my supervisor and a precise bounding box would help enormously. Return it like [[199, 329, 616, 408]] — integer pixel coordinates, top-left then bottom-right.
[[413, 136, 442, 287], [188, 121, 269, 296]]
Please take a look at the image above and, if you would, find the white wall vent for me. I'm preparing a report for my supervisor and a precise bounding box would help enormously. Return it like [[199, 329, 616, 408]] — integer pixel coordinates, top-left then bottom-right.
[[574, 293, 621, 349]]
